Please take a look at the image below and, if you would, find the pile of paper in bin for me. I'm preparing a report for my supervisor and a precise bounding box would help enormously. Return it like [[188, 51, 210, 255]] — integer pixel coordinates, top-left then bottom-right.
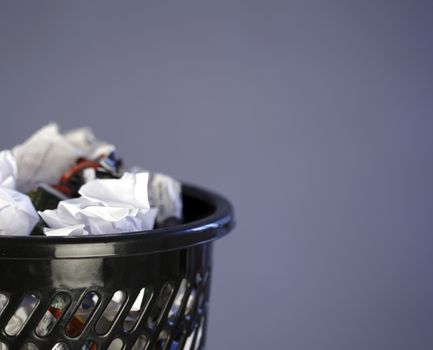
[[0, 123, 183, 237], [0, 124, 183, 350]]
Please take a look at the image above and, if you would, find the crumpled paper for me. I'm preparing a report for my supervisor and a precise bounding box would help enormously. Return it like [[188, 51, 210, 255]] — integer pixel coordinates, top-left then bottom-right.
[[130, 167, 182, 226], [0, 150, 17, 189], [63, 126, 115, 160], [148, 172, 183, 225], [0, 187, 40, 236], [39, 172, 157, 236], [0, 150, 39, 236], [12, 123, 114, 193]]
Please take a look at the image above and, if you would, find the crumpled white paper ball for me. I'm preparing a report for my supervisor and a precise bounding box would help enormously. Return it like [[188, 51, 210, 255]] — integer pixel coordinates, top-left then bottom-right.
[[39, 172, 157, 236], [0, 150, 39, 236]]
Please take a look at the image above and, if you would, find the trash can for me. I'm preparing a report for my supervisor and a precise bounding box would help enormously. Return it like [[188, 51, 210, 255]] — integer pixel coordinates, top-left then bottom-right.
[[0, 184, 235, 350]]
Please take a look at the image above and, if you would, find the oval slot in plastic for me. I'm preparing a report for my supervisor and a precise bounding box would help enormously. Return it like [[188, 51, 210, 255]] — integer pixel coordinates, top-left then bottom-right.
[[185, 289, 197, 318], [147, 283, 173, 329], [107, 338, 123, 350], [193, 317, 205, 350], [155, 330, 170, 350], [96, 290, 126, 335], [168, 279, 189, 323], [51, 343, 68, 350], [66, 291, 99, 338], [131, 334, 149, 350], [123, 288, 152, 332], [5, 294, 39, 336], [36, 292, 71, 337], [0, 293, 8, 316]]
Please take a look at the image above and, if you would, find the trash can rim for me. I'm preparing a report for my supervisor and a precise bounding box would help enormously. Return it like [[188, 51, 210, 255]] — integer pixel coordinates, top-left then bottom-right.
[[0, 183, 235, 259]]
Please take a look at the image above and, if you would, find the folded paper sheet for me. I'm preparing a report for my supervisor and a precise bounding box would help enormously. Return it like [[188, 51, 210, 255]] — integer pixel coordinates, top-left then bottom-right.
[[0, 150, 39, 236], [39, 172, 157, 236]]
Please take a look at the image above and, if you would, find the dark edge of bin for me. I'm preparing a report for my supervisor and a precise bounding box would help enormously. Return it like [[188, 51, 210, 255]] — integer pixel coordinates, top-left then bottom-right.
[[0, 183, 235, 260]]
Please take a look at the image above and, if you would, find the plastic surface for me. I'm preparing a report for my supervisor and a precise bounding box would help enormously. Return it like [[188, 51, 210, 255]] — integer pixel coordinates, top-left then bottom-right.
[[0, 184, 235, 350]]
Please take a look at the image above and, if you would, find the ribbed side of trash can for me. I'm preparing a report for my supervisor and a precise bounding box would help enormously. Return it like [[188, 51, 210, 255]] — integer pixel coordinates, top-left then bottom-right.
[[0, 184, 235, 350]]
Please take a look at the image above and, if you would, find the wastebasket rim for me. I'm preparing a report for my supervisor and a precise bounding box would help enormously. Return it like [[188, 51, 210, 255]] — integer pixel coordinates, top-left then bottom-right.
[[0, 183, 235, 259]]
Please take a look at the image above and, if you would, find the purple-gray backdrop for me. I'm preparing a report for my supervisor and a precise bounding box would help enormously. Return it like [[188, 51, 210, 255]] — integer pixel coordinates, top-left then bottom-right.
[[1, 1, 432, 349]]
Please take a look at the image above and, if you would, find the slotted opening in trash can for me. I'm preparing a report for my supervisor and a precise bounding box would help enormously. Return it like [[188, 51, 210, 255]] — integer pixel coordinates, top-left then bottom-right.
[[168, 279, 189, 324], [147, 283, 173, 329], [0, 293, 8, 315], [172, 327, 186, 349], [123, 287, 152, 332], [193, 317, 206, 350], [183, 324, 197, 350], [36, 292, 71, 337], [155, 330, 170, 350], [96, 290, 126, 335], [107, 338, 123, 350], [66, 291, 99, 338], [131, 334, 149, 350], [51, 342, 68, 350], [185, 289, 197, 318], [5, 294, 39, 336]]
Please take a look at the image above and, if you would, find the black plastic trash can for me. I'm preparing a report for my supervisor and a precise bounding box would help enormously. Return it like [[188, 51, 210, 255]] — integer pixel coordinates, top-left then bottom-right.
[[0, 184, 235, 350]]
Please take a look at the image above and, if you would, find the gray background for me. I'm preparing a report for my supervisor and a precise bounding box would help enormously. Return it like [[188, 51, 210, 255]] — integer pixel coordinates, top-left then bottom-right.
[[1, 1, 433, 349]]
